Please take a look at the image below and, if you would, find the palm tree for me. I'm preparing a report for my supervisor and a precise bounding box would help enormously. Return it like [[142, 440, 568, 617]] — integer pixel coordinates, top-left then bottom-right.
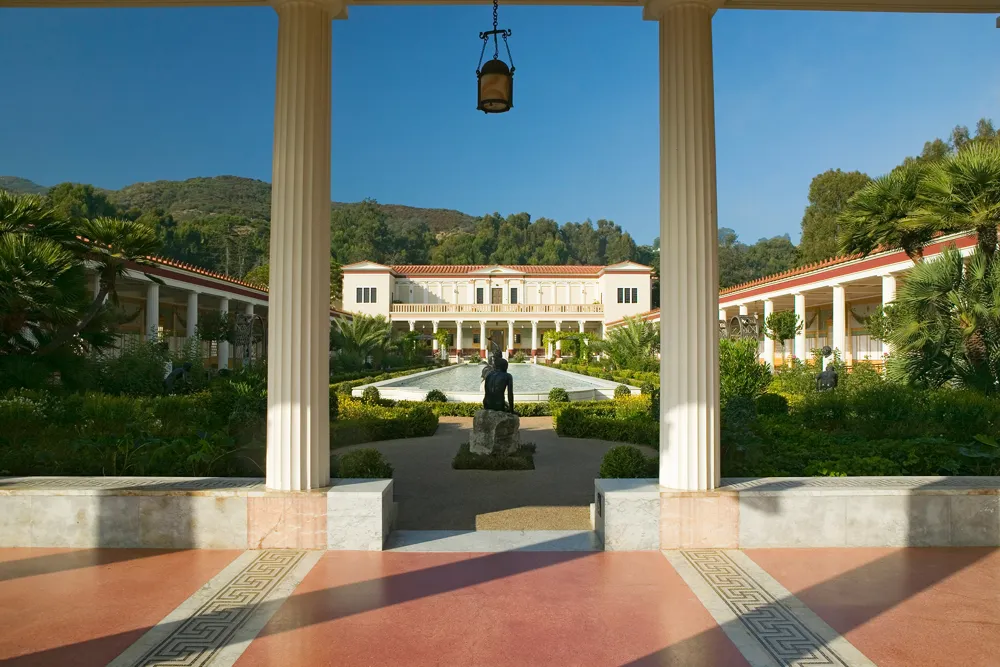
[[885, 246, 1000, 393], [39, 216, 162, 354], [839, 163, 935, 264], [602, 315, 659, 371], [330, 314, 393, 370], [915, 142, 1000, 262]]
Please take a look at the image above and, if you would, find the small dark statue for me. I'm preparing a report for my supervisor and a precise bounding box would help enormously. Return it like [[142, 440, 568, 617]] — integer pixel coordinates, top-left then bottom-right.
[[483, 357, 515, 413], [816, 345, 838, 391], [163, 362, 193, 392]]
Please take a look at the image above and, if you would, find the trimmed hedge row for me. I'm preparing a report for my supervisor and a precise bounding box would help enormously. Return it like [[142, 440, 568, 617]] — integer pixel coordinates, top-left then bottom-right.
[[556, 363, 659, 389], [554, 405, 658, 448], [329, 365, 438, 396], [332, 397, 439, 448]]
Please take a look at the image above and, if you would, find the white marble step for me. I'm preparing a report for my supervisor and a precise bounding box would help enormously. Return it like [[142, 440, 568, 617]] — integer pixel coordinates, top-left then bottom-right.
[[386, 529, 603, 552]]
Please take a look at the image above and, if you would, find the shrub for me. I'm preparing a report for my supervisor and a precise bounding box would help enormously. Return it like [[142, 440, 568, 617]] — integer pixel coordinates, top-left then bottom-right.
[[94, 339, 171, 396], [640, 381, 656, 396], [770, 357, 816, 404], [844, 361, 883, 393], [755, 393, 789, 416], [333, 448, 394, 478], [600, 445, 657, 478], [361, 385, 380, 404], [329, 391, 339, 421], [452, 442, 535, 470], [548, 387, 570, 404], [511, 351, 529, 364], [333, 398, 439, 447], [425, 389, 448, 403], [719, 338, 771, 406], [556, 406, 658, 447], [614, 384, 631, 399]]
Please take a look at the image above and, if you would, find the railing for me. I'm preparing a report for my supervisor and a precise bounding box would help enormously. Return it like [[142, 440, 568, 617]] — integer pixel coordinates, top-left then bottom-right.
[[390, 303, 604, 315]]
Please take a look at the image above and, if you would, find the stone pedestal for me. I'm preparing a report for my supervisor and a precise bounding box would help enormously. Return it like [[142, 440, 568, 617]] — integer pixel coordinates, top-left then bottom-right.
[[471, 410, 520, 456]]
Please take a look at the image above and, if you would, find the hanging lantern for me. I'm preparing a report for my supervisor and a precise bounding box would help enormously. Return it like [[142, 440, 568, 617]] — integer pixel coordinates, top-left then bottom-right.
[[476, 0, 514, 114]]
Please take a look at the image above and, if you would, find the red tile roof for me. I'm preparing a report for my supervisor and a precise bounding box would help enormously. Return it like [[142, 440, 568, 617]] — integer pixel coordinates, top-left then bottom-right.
[[389, 264, 607, 276]]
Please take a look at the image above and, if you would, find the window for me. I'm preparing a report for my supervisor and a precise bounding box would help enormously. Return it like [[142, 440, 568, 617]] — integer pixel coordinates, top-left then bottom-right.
[[357, 287, 363, 303], [514, 333, 521, 344], [616, 287, 639, 304], [510, 288, 518, 304], [476, 287, 484, 304], [357, 287, 378, 304], [631, 287, 638, 304], [473, 333, 481, 344]]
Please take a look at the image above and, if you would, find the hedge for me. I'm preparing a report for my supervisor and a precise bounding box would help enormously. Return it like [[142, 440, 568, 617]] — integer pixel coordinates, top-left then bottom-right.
[[556, 363, 659, 389], [329, 365, 437, 396], [332, 398, 439, 447], [554, 406, 658, 447]]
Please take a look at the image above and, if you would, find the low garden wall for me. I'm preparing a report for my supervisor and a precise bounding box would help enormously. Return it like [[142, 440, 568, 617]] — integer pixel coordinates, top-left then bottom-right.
[[0, 477, 395, 550]]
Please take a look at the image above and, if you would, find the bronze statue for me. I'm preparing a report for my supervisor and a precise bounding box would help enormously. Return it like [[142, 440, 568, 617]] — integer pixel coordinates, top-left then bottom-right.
[[481, 335, 504, 382], [483, 357, 515, 413], [816, 366, 839, 391]]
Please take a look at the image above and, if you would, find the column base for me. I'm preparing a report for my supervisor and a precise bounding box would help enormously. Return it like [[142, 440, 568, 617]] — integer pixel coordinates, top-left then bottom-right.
[[660, 489, 739, 549], [480, 349, 487, 359]]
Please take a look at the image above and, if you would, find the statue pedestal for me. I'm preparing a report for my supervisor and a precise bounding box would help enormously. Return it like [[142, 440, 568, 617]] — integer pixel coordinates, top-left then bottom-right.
[[471, 410, 520, 456]]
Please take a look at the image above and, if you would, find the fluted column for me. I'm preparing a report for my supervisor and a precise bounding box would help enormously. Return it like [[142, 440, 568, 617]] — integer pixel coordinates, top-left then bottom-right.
[[479, 321, 487, 359], [832, 284, 846, 361], [793, 292, 807, 362], [145, 283, 160, 341], [647, 0, 720, 491], [408, 320, 416, 332], [186, 291, 199, 339], [432, 320, 440, 357], [554, 320, 562, 357], [218, 297, 230, 370], [881, 274, 896, 357], [762, 299, 775, 367], [507, 320, 515, 356], [266, 0, 339, 491], [456, 320, 463, 359], [531, 321, 538, 363]]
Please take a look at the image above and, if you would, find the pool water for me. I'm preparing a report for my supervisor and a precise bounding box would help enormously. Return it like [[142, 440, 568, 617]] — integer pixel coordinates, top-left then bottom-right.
[[381, 363, 608, 393]]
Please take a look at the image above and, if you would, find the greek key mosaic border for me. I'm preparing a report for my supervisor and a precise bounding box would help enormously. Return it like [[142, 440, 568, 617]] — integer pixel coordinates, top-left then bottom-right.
[[721, 476, 1000, 491], [112, 550, 315, 667], [0, 477, 264, 491], [678, 550, 868, 667]]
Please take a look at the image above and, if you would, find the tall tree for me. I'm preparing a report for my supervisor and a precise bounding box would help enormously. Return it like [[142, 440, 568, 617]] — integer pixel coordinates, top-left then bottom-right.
[[797, 169, 871, 265]]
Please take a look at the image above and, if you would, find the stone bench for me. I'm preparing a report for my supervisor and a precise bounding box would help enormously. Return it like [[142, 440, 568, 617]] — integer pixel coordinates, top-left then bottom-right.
[[0, 477, 394, 550]]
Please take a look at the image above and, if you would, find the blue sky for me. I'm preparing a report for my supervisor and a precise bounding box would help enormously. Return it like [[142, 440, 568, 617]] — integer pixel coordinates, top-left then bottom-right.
[[0, 6, 997, 246]]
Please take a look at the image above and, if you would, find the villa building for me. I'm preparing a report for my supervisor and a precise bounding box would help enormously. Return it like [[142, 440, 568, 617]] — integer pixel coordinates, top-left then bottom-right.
[[608, 230, 980, 370], [341, 261, 654, 361]]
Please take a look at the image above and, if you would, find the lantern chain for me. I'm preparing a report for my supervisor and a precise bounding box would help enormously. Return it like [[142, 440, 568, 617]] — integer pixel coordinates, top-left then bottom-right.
[[492, 0, 500, 59]]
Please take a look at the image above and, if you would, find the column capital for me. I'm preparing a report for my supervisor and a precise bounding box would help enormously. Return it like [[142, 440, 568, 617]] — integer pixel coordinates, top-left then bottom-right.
[[271, 0, 347, 20], [642, 0, 722, 21]]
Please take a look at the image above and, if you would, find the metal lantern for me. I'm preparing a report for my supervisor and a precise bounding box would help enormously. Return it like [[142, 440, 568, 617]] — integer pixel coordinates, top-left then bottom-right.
[[476, 0, 515, 114]]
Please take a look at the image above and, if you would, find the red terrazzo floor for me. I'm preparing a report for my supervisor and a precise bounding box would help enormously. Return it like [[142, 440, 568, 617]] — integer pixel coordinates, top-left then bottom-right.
[[236, 551, 749, 667], [0, 547, 241, 667], [747, 547, 1000, 667]]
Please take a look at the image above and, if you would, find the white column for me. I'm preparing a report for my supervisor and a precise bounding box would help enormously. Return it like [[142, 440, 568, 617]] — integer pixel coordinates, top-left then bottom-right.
[[648, 0, 720, 491], [218, 297, 230, 370], [455, 320, 463, 358], [554, 320, 562, 356], [793, 292, 807, 362], [531, 321, 538, 362], [145, 283, 160, 341], [244, 302, 254, 318], [718, 308, 727, 321], [266, 0, 339, 491], [186, 291, 199, 339], [432, 320, 440, 356], [762, 299, 775, 367], [507, 320, 515, 355], [738, 304, 748, 316], [881, 274, 896, 357], [408, 320, 416, 332], [578, 320, 586, 334], [479, 321, 487, 358], [832, 284, 846, 359]]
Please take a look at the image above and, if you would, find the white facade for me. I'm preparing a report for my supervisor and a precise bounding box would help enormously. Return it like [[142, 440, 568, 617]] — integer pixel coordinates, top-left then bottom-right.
[[342, 261, 652, 325]]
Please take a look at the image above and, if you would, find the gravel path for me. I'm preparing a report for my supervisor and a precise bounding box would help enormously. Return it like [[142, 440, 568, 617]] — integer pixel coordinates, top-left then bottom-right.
[[335, 416, 656, 530]]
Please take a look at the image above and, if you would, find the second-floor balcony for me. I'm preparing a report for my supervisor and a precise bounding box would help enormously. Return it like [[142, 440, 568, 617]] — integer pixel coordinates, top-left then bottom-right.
[[390, 303, 604, 316]]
